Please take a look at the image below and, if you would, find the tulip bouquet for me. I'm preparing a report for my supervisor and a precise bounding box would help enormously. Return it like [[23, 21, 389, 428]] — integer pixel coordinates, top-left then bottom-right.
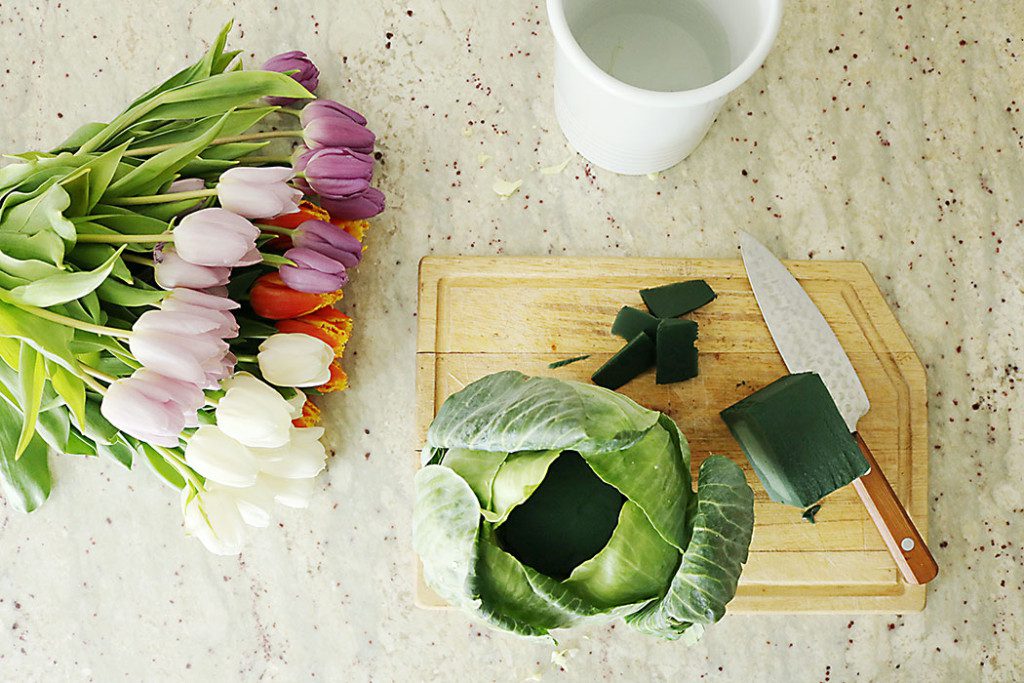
[[0, 23, 384, 554]]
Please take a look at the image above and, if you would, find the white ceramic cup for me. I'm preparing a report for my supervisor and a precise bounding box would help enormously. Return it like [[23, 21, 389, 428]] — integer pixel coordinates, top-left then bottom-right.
[[547, 0, 782, 175]]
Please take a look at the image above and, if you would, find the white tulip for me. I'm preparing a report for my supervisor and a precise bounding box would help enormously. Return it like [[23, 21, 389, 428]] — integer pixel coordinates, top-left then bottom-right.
[[286, 390, 307, 419], [184, 425, 259, 488], [212, 482, 276, 529], [262, 474, 317, 509], [215, 372, 293, 448], [181, 487, 246, 556], [252, 427, 327, 479], [257, 333, 334, 387]]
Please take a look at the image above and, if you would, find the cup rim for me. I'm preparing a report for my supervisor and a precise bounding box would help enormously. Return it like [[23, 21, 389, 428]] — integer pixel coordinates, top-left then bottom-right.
[[546, 0, 783, 107]]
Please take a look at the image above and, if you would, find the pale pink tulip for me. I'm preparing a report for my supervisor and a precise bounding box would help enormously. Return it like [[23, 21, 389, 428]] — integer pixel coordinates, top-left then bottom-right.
[[153, 244, 230, 290], [100, 369, 204, 446], [173, 208, 259, 267], [217, 167, 301, 219], [129, 327, 229, 387]]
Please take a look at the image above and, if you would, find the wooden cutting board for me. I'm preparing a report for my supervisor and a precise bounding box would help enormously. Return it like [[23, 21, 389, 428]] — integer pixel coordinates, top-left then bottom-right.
[[415, 256, 929, 613]]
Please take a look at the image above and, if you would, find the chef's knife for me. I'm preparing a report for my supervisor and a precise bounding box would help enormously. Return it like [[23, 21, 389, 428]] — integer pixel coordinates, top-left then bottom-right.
[[739, 231, 938, 585]]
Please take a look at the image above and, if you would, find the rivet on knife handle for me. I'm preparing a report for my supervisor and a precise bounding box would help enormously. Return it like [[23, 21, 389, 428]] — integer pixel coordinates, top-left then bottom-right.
[[851, 433, 938, 585]]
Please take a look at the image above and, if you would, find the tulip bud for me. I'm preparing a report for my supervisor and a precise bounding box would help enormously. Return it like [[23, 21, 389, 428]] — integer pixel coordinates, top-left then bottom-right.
[[320, 186, 385, 221], [261, 50, 319, 105], [153, 244, 230, 290], [279, 247, 348, 293], [162, 288, 240, 339], [251, 426, 327, 479], [217, 167, 301, 219], [292, 219, 362, 268], [129, 323, 230, 387], [100, 369, 204, 447], [184, 426, 261, 488], [168, 178, 206, 193], [215, 372, 294, 448], [173, 208, 259, 267], [249, 273, 343, 320], [302, 148, 373, 200], [263, 474, 317, 509], [181, 487, 246, 555], [301, 99, 375, 154], [257, 333, 334, 387]]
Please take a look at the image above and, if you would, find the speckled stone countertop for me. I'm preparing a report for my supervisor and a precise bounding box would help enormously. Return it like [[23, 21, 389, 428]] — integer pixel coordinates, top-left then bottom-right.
[[0, 1, 1021, 681]]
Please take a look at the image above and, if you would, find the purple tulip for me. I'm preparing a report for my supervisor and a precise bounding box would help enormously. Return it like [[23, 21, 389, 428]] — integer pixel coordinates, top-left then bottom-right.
[[100, 369, 205, 446], [153, 244, 231, 290], [292, 219, 362, 268], [301, 100, 375, 154], [261, 50, 319, 105], [173, 208, 259, 267], [320, 187, 385, 220], [279, 247, 349, 293], [302, 147, 373, 200]]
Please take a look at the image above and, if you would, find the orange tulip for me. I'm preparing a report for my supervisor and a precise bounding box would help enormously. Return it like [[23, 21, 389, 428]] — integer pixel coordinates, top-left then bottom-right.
[[263, 200, 330, 229], [291, 399, 322, 428], [275, 308, 352, 355], [317, 360, 348, 393], [249, 272, 343, 320]]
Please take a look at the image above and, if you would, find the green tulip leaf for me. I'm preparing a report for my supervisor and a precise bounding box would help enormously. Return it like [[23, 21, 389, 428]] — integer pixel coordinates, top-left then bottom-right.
[[46, 359, 87, 431], [0, 295, 77, 372], [1, 179, 76, 242], [15, 344, 46, 459], [141, 444, 186, 490], [69, 244, 132, 283], [6, 245, 125, 307], [0, 398, 51, 512], [102, 111, 230, 198], [95, 278, 167, 307]]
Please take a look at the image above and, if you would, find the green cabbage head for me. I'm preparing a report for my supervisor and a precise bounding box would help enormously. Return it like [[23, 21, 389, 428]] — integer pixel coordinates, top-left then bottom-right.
[[414, 371, 754, 640]]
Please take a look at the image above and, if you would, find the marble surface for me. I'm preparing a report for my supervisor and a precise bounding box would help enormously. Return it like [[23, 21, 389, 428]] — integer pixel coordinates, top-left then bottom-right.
[[0, 0, 1022, 680]]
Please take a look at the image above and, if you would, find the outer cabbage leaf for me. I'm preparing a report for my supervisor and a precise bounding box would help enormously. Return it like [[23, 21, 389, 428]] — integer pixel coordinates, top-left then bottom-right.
[[625, 456, 754, 639], [412, 465, 481, 611], [427, 371, 659, 455]]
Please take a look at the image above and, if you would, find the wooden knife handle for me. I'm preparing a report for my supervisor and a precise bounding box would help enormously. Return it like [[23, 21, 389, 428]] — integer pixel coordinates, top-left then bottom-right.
[[851, 433, 938, 585]]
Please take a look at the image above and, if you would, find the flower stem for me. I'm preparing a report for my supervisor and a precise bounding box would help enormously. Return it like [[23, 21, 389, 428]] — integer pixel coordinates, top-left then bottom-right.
[[80, 365, 117, 384], [234, 354, 258, 363], [108, 188, 217, 206], [79, 372, 108, 395], [77, 232, 174, 244], [122, 253, 155, 267], [257, 223, 293, 236], [261, 253, 296, 267], [237, 155, 295, 165], [154, 445, 204, 490], [126, 130, 303, 156], [15, 303, 132, 339]]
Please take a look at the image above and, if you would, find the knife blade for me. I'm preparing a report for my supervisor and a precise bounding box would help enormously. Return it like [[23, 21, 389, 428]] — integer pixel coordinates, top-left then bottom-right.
[[739, 230, 938, 585]]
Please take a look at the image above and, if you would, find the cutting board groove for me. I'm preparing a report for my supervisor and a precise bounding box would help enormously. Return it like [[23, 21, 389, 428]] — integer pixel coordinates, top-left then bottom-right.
[[415, 257, 928, 613]]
